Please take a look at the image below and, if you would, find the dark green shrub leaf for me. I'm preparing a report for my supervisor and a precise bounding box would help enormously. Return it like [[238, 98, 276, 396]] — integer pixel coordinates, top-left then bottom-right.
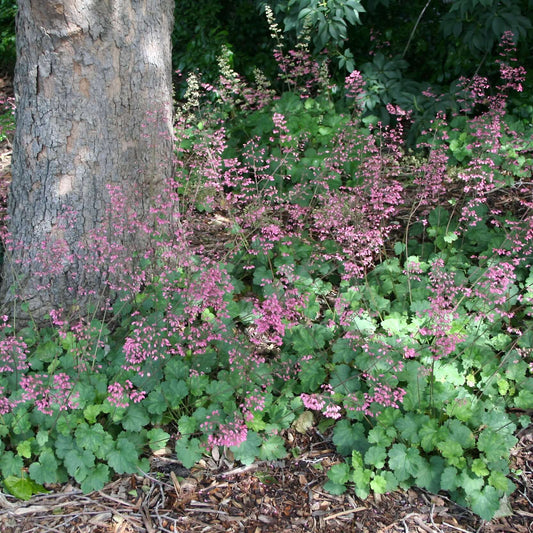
[[477, 429, 517, 463], [147, 428, 170, 451], [333, 420, 367, 456], [323, 480, 347, 495], [367, 425, 397, 448], [80, 463, 110, 493], [64, 448, 95, 483], [145, 389, 167, 415], [175, 437, 203, 469], [440, 466, 459, 492], [121, 404, 150, 432], [108, 437, 142, 474], [259, 435, 287, 460], [0, 452, 24, 478], [364, 446, 387, 469], [415, 455, 443, 493], [388, 444, 423, 482], [230, 431, 262, 465], [29, 450, 63, 485], [75, 423, 114, 458], [328, 463, 350, 485], [468, 485, 501, 522]]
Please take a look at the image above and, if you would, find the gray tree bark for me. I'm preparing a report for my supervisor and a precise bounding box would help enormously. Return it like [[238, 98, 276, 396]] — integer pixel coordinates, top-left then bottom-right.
[[1, 0, 174, 323]]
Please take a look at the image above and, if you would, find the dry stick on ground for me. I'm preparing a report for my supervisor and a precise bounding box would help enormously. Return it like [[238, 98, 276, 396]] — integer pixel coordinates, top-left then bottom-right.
[[442, 523, 475, 533], [323, 507, 367, 521]]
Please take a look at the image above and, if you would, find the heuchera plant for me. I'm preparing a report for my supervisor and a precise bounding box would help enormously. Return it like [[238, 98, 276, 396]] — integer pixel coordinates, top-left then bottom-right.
[[0, 24, 531, 522]]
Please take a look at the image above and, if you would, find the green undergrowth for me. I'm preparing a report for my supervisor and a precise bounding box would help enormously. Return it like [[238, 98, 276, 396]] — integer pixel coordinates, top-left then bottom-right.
[[0, 36, 532, 523], [0, 97, 14, 144], [1, 200, 531, 519]]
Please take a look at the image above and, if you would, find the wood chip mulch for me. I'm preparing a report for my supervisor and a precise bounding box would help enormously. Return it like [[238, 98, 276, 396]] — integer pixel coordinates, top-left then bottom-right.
[[0, 426, 531, 533]]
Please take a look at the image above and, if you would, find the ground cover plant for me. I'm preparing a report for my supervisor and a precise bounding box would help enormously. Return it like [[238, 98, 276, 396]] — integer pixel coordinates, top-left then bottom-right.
[[0, 25, 532, 523]]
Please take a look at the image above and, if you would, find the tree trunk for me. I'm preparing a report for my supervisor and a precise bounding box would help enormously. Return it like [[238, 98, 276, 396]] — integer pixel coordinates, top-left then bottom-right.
[[1, 0, 174, 323]]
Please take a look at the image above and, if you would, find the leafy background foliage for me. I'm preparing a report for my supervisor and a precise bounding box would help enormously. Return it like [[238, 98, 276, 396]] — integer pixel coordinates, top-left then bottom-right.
[[0, 0, 15, 72]]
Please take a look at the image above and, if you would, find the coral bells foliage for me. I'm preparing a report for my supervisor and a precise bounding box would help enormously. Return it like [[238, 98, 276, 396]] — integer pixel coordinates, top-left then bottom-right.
[[414, 112, 451, 209], [418, 259, 466, 360], [447, 36, 530, 229], [251, 288, 305, 346], [0, 28, 531, 519]]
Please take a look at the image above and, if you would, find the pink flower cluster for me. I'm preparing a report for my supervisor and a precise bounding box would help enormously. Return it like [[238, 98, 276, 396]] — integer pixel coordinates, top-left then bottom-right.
[[301, 391, 342, 419], [345, 70, 365, 111], [122, 316, 170, 371], [201, 411, 248, 448], [418, 258, 466, 360], [107, 380, 146, 408], [251, 290, 304, 347], [20, 373, 79, 415], [349, 383, 407, 418], [0, 386, 15, 415], [274, 45, 326, 97], [0, 315, 29, 373]]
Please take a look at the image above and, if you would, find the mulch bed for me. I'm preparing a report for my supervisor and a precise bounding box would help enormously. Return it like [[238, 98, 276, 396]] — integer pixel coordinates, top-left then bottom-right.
[[0, 426, 531, 533]]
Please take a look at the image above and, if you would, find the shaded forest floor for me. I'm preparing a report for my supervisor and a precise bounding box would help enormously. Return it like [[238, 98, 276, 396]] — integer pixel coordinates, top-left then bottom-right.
[[0, 75, 532, 533]]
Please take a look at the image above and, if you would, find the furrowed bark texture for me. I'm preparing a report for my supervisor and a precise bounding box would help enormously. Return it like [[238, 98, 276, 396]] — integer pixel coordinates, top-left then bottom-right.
[[2, 0, 174, 322]]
